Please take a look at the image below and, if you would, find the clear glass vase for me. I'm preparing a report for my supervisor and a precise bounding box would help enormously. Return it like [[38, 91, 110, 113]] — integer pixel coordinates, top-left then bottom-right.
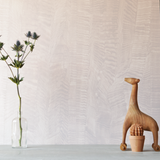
[[11, 112, 28, 148]]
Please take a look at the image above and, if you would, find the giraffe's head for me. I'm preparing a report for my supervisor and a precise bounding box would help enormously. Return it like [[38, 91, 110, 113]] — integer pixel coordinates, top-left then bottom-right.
[[124, 78, 140, 85]]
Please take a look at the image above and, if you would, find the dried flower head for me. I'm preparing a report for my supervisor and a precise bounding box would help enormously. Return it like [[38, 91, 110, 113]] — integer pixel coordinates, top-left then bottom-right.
[[32, 32, 40, 40], [26, 31, 32, 38], [16, 40, 21, 46]]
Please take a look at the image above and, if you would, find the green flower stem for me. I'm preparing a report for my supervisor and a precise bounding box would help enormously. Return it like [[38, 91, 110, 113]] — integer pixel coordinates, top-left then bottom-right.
[[2, 48, 14, 63], [23, 40, 36, 61], [23, 50, 31, 61], [17, 51, 22, 147], [21, 38, 29, 61], [5, 61, 14, 77], [0, 51, 14, 77], [17, 83, 22, 146]]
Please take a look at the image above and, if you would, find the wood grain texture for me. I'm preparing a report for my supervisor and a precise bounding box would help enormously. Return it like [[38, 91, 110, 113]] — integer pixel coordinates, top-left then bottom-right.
[[0, 0, 160, 145]]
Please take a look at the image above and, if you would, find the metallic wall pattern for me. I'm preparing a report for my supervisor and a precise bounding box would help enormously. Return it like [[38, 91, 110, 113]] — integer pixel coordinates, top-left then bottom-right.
[[0, 0, 160, 145]]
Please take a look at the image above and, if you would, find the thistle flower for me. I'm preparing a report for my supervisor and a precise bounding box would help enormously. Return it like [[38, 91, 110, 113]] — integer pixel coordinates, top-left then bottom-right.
[[25, 31, 32, 38], [32, 32, 40, 40], [12, 41, 24, 52], [16, 40, 21, 46]]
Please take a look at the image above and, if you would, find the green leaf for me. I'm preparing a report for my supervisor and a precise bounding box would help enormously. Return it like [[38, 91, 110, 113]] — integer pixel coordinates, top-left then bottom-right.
[[24, 41, 32, 46], [30, 44, 34, 52], [0, 55, 9, 61], [0, 42, 4, 50], [19, 77, 24, 83], [8, 76, 24, 85], [9, 59, 25, 68], [15, 54, 22, 57], [8, 76, 18, 84]]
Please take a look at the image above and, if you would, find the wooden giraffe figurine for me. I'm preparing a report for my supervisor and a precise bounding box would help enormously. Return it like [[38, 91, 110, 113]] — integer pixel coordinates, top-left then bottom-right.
[[120, 78, 160, 151]]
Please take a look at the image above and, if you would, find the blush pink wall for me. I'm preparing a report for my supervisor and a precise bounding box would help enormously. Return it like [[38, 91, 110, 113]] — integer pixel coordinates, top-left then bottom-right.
[[0, 0, 160, 145]]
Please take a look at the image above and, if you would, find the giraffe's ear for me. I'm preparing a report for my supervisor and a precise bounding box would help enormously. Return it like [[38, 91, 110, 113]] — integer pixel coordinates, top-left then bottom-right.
[[135, 79, 140, 83]]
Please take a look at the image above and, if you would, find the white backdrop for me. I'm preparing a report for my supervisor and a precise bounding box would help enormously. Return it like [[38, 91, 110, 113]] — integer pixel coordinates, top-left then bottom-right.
[[0, 0, 160, 145]]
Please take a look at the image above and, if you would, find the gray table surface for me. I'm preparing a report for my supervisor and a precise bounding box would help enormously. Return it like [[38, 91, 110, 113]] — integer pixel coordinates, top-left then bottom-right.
[[0, 145, 159, 160]]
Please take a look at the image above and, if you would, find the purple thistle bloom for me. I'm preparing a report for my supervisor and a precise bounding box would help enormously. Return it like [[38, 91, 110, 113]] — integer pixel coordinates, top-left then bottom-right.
[[26, 31, 32, 38], [32, 32, 40, 40], [16, 40, 21, 46]]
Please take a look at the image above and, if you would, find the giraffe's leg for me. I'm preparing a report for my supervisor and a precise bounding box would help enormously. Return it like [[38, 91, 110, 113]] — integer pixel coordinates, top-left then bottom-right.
[[152, 130, 160, 151], [120, 123, 129, 151]]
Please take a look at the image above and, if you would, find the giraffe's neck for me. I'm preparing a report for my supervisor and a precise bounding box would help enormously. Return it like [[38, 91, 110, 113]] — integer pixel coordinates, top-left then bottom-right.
[[129, 84, 140, 110]]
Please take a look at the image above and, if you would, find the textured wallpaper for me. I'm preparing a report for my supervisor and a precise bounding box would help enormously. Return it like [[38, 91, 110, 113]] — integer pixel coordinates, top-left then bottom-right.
[[0, 0, 160, 145]]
